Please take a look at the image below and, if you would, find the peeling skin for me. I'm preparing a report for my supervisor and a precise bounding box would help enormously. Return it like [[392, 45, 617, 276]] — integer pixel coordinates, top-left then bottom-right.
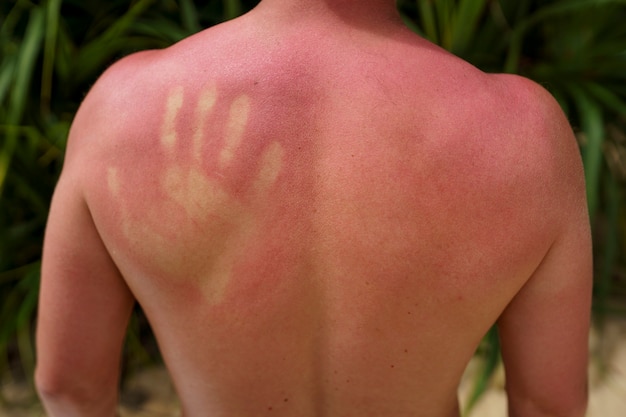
[[107, 84, 284, 305]]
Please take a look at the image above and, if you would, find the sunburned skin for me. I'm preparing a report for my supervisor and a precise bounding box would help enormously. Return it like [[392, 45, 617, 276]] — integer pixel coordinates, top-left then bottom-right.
[[107, 84, 284, 304], [34, 2, 593, 416]]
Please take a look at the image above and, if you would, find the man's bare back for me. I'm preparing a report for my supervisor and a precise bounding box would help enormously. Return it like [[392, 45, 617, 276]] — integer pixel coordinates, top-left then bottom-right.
[[36, 1, 592, 416]]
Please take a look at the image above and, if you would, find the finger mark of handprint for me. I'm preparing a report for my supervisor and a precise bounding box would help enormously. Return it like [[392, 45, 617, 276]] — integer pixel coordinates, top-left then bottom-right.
[[192, 84, 218, 161], [161, 86, 184, 152], [219, 94, 250, 169], [252, 141, 285, 198]]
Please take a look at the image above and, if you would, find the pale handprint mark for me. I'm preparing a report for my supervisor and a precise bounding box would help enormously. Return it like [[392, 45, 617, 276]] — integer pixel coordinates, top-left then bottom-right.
[[108, 83, 284, 304], [161, 85, 185, 152], [253, 141, 284, 199], [219, 94, 250, 169]]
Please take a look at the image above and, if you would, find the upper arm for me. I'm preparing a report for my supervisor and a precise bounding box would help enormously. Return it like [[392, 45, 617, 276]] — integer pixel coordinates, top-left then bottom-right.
[[498, 216, 591, 416], [35, 57, 140, 414], [496, 78, 592, 417], [36, 170, 135, 412]]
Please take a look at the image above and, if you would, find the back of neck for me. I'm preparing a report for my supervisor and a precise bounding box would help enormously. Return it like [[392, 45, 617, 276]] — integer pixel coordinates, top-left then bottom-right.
[[251, 0, 403, 32]]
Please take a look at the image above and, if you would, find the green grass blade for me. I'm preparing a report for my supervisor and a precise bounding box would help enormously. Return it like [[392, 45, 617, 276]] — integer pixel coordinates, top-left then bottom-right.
[[0, 6, 44, 196], [0, 0, 26, 39], [504, 0, 626, 72], [451, 0, 488, 54], [0, 289, 22, 378], [131, 18, 190, 44], [41, 0, 62, 116], [223, 0, 242, 20], [72, 0, 156, 84], [594, 174, 621, 321], [417, 0, 439, 44], [569, 84, 605, 221], [463, 326, 500, 416], [14, 269, 39, 378], [435, 0, 454, 50], [179, 0, 202, 34], [0, 54, 16, 106], [584, 82, 626, 118]]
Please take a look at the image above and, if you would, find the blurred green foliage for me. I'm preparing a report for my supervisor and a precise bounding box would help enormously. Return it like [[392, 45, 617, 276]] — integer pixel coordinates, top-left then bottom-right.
[[1, 0, 625, 410]]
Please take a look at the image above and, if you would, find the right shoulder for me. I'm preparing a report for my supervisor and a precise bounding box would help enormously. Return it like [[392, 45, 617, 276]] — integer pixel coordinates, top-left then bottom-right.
[[484, 72, 587, 237]]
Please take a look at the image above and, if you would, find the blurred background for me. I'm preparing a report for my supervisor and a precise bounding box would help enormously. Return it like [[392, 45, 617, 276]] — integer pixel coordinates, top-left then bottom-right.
[[1, 0, 625, 415]]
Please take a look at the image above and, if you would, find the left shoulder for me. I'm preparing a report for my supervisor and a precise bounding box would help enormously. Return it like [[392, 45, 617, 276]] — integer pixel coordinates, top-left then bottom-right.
[[487, 72, 587, 227], [488, 73, 573, 139]]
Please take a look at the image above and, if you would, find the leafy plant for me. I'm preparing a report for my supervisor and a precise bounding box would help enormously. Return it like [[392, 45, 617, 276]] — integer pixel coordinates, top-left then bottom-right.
[[1, 0, 625, 413]]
